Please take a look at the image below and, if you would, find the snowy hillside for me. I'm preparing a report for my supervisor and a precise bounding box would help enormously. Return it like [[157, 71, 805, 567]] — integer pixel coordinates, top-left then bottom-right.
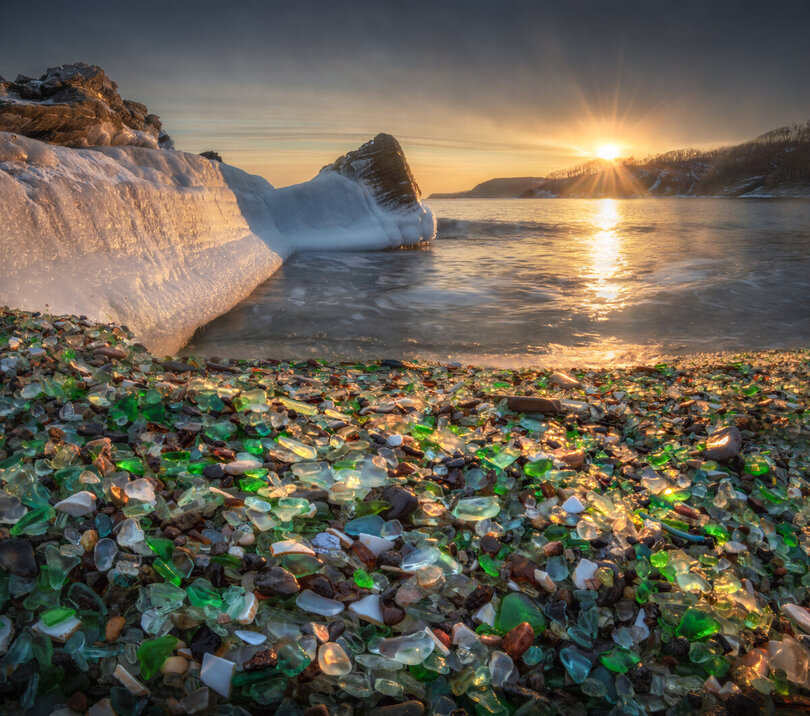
[[0, 132, 435, 353]]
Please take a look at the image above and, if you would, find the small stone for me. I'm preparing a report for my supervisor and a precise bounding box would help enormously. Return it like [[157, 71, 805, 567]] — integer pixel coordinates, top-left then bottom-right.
[[113, 665, 150, 696], [244, 647, 278, 672], [349, 594, 385, 624], [550, 371, 582, 388], [572, 558, 599, 589], [295, 589, 345, 616], [270, 539, 315, 557], [236, 592, 258, 625], [0, 538, 38, 578], [783, 604, 810, 634], [32, 616, 82, 643], [200, 652, 236, 698], [189, 624, 221, 661], [224, 459, 262, 475], [67, 692, 88, 713], [234, 630, 267, 646], [162, 656, 189, 675], [505, 396, 563, 414], [80, 529, 99, 552], [255, 566, 300, 596], [55, 491, 97, 516], [560, 451, 585, 469], [381, 485, 418, 520], [702, 426, 742, 462], [502, 622, 535, 660], [464, 585, 494, 611], [562, 495, 586, 513], [105, 616, 126, 642], [376, 701, 426, 716], [317, 641, 352, 676], [543, 541, 564, 557], [358, 532, 396, 557], [0, 616, 14, 655]]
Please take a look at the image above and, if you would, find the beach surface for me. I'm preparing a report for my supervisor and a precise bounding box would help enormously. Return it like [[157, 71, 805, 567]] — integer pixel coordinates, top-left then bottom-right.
[[0, 306, 809, 713]]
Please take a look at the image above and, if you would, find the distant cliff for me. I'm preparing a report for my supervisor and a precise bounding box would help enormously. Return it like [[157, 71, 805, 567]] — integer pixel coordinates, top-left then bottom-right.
[[431, 122, 810, 199]]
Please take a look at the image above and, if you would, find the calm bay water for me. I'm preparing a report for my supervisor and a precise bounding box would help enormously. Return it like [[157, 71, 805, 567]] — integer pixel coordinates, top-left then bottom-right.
[[185, 198, 810, 366]]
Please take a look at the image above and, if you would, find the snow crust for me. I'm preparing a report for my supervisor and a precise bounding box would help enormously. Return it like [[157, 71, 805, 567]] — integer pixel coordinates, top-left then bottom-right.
[[0, 132, 435, 353]]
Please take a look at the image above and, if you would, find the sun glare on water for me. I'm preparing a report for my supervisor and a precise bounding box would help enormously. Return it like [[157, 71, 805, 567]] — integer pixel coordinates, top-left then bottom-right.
[[596, 143, 621, 161]]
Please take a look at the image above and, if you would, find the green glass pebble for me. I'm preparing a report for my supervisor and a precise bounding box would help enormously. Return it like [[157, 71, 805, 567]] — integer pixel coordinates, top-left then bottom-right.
[[676, 608, 721, 640], [153, 558, 183, 586], [353, 569, 374, 589], [40, 606, 76, 626], [137, 635, 178, 680], [478, 554, 500, 577], [495, 593, 546, 635], [115, 458, 145, 476], [524, 459, 552, 478], [146, 536, 174, 561], [187, 579, 222, 609], [600, 647, 640, 673]]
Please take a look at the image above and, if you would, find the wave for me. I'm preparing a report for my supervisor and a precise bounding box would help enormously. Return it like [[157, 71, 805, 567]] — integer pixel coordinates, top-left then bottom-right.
[[436, 217, 563, 240]]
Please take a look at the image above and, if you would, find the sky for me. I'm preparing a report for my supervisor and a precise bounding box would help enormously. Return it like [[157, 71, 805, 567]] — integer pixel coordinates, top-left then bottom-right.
[[2, 0, 809, 195]]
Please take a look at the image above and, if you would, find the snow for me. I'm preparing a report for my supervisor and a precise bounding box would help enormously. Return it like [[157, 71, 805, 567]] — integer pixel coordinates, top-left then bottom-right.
[[0, 132, 435, 353]]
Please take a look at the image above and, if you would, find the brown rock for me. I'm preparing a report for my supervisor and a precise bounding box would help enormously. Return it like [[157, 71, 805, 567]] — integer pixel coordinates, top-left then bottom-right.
[[503, 396, 563, 414], [560, 450, 585, 469], [0, 63, 173, 149], [244, 647, 278, 672], [324, 133, 424, 212], [105, 616, 126, 642], [502, 621, 535, 660], [67, 692, 87, 713], [464, 585, 494, 612], [507, 553, 540, 584], [543, 540, 564, 557], [377, 701, 426, 716], [479, 534, 501, 555], [702, 426, 742, 462], [350, 540, 377, 568]]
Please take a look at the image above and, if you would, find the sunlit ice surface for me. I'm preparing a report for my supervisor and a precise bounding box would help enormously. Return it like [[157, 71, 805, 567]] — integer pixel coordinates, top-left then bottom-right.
[[185, 198, 810, 367]]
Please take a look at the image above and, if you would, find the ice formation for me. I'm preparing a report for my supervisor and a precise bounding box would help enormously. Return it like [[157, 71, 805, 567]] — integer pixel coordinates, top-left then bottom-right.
[[0, 132, 435, 353]]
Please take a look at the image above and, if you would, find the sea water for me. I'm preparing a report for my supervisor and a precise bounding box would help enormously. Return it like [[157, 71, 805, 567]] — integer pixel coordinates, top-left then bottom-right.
[[185, 198, 810, 365]]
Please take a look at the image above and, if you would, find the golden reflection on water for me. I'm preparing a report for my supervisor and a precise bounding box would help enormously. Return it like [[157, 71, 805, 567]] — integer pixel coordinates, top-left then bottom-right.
[[586, 198, 625, 319]]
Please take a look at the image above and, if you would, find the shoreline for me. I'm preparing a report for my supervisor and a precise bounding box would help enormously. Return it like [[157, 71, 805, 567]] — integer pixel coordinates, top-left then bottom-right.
[[1, 306, 809, 713]]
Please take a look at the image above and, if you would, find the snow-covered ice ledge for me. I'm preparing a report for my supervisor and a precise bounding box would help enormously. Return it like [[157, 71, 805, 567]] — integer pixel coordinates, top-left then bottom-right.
[[0, 132, 435, 354]]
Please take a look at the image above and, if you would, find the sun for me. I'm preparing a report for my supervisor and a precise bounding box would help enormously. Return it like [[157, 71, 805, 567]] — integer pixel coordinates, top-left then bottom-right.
[[596, 143, 621, 161]]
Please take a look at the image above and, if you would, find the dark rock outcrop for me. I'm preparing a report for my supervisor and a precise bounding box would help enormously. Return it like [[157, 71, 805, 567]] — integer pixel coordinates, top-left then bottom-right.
[[199, 150, 223, 162], [0, 62, 173, 150], [321, 133, 422, 211]]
